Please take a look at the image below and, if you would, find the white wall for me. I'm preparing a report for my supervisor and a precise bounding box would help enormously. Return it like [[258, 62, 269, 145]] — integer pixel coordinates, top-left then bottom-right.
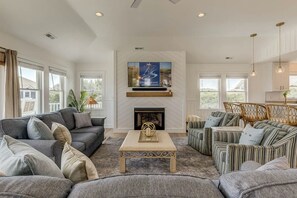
[[115, 51, 187, 133], [75, 51, 115, 128], [0, 31, 75, 117], [186, 63, 273, 120]]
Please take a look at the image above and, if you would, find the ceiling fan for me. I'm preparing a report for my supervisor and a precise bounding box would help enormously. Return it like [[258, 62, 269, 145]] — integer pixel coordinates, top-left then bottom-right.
[[131, 0, 181, 8]]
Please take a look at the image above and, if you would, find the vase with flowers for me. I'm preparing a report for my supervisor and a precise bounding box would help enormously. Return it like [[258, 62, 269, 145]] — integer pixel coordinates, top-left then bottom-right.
[[283, 90, 290, 104]]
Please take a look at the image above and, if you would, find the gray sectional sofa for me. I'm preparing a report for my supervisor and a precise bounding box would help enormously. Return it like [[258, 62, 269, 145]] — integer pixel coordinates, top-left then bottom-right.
[[2, 169, 297, 198], [0, 107, 105, 167]]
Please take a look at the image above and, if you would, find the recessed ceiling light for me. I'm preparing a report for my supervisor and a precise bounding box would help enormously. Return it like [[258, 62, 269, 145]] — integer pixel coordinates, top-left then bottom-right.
[[198, 12, 205, 18], [95, 12, 103, 17]]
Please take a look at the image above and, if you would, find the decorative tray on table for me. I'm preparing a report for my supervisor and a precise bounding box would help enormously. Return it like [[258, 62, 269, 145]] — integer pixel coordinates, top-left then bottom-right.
[[138, 131, 159, 142]]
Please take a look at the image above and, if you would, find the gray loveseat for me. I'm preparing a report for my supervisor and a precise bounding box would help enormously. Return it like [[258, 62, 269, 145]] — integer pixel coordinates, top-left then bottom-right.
[[0, 107, 105, 167], [2, 170, 297, 198]]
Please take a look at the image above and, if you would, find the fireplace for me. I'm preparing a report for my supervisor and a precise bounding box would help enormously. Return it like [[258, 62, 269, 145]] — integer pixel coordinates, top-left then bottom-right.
[[134, 108, 165, 130]]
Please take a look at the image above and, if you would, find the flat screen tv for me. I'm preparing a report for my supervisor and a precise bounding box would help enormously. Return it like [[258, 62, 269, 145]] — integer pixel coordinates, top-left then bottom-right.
[[128, 62, 172, 87]]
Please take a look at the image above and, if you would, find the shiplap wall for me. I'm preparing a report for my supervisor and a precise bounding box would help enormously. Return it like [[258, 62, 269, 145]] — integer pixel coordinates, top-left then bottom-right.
[[115, 51, 186, 133]]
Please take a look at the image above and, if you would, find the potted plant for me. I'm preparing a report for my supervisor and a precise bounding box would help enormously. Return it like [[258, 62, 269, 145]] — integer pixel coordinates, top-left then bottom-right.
[[67, 89, 89, 112]]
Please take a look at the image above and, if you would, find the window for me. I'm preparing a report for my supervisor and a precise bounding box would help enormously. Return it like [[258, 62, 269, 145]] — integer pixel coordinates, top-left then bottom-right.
[[49, 68, 66, 112], [199, 78, 220, 109], [18, 63, 43, 116], [80, 74, 104, 109], [288, 75, 297, 98], [226, 78, 248, 102]]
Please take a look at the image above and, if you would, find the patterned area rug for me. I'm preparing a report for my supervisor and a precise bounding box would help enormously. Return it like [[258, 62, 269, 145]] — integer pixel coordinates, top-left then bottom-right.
[[90, 137, 220, 179]]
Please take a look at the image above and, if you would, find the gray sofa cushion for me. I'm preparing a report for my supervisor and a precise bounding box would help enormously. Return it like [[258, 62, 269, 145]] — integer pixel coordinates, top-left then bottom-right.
[[71, 126, 104, 137], [73, 112, 92, 129], [59, 108, 78, 130], [69, 174, 224, 198], [219, 169, 297, 198], [0, 176, 72, 198], [71, 142, 86, 152], [41, 112, 66, 129], [71, 133, 98, 149], [0, 135, 64, 178], [0, 117, 30, 139]]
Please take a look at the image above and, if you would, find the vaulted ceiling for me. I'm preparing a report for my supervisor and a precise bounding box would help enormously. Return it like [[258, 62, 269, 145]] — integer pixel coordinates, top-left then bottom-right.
[[0, 0, 297, 64]]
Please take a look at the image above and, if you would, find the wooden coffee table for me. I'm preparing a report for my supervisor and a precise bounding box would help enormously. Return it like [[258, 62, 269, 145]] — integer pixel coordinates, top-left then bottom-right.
[[119, 130, 177, 173]]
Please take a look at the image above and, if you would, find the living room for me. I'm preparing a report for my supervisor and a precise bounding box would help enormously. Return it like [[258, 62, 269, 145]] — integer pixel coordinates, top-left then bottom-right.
[[0, 0, 297, 197]]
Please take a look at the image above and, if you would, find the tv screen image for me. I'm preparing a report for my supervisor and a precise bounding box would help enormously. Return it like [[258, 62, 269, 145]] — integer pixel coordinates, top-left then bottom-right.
[[128, 62, 172, 87]]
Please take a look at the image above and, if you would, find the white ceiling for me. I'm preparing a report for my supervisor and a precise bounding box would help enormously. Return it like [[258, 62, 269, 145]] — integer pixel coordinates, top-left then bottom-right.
[[1, 0, 297, 64]]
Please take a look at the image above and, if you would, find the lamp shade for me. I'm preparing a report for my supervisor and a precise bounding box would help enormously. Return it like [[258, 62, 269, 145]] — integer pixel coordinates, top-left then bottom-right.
[[87, 96, 98, 105]]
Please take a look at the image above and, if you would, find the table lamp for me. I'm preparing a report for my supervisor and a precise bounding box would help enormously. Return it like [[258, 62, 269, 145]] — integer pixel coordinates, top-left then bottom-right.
[[87, 96, 98, 116]]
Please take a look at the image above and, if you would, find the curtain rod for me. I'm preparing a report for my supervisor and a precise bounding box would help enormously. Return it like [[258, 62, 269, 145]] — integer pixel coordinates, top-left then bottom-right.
[[0, 46, 6, 51]]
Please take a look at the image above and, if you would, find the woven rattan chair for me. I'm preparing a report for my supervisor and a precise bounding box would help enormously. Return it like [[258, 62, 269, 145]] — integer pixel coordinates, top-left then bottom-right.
[[240, 103, 267, 126], [266, 104, 297, 126], [223, 102, 233, 113], [223, 102, 242, 115]]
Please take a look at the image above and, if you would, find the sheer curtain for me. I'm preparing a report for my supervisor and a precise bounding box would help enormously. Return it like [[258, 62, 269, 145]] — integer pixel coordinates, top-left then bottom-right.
[[4, 49, 21, 118]]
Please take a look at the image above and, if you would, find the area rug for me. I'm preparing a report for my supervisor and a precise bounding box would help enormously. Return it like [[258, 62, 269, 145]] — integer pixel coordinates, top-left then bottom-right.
[[91, 137, 220, 180]]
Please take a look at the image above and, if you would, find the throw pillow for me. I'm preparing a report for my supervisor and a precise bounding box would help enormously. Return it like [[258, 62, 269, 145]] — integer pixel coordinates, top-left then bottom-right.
[[61, 143, 98, 183], [73, 112, 93, 128], [51, 122, 72, 145], [27, 117, 54, 140], [0, 135, 64, 178], [0, 171, 5, 176], [239, 124, 264, 145], [204, 115, 223, 128], [256, 156, 290, 171]]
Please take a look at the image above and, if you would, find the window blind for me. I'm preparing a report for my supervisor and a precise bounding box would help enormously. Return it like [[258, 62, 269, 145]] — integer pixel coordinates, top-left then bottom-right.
[[49, 66, 67, 77], [19, 60, 44, 71], [80, 73, 103, 79]]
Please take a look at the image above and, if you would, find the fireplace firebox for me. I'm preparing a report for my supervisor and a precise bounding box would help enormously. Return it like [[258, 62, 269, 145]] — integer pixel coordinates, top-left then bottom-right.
[[134, 108, 165, 130]]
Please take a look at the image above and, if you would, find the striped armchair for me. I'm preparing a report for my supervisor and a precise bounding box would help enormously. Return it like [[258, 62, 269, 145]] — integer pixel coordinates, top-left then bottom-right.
[[188, 112, 240, 156], [213, 120, 297, 174]]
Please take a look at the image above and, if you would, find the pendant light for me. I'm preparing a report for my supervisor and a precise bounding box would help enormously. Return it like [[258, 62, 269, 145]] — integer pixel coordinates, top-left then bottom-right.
[[276, 22, 285, 73], [250, 33, 257, 76]]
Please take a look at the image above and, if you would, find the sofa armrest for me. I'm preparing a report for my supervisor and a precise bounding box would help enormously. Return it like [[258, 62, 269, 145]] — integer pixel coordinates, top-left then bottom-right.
[[213, 130, 242, 143], [225, 144, 275, 173], [188, 121, 206, 129], [225, 130, 297, 173], [19, 139, 63, 168], [91, 117, 106, 126]]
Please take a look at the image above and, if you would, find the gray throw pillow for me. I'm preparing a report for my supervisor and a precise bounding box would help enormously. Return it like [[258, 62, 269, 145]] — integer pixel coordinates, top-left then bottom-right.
[[256, 156, 290, 171], [27, 117, 54, 140], [239, 124, 264, 145], [0, 135, 64, 178], [204, 115, 222, 128], [73, 112, 93, 128]]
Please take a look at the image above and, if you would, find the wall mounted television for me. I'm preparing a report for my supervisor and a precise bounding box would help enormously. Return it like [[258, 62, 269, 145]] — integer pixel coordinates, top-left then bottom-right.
[[128, 62, 172, 87]]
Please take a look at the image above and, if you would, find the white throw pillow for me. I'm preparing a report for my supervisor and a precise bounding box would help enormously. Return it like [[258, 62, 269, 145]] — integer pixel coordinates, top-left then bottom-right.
[[239, 124, 264, 145], [51, 122, 72, 145], [256, 156, 290, 171], [61, 143, 98, 183], [204, 116, 223, 128], [27, 117, 54, 140], [0, 135, 64, 178]]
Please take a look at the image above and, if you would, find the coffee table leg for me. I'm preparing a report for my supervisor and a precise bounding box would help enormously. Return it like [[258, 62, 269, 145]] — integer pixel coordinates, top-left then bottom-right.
[[119, 152, 126, 173], [170, 152, 176, 173]]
